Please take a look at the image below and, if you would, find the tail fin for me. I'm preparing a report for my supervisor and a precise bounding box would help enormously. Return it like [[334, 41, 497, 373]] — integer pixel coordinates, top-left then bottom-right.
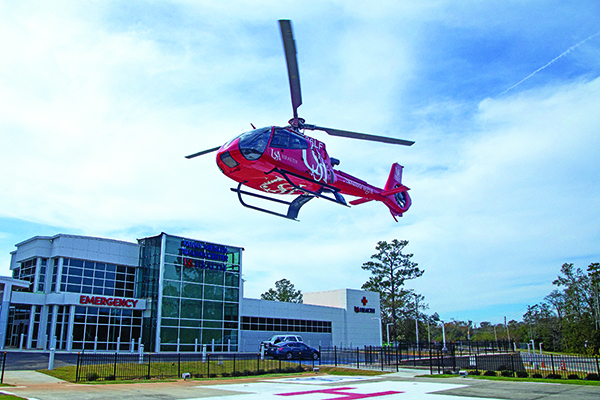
[[383, 163, 411, 221]]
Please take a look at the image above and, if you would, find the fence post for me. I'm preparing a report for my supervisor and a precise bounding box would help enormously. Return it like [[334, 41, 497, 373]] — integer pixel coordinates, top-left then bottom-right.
[[257, 353, 260, 374], [551, 353, 555, 375], [178, 352, 181, 378], [596, 356, 599, 374], [475, 354, 478, 372], [113, 352, 118, 379], [147, 353, 151, 380], [2, 352, 7, 384], [207, 353, 210, 377], [510, 354, 515, 374], [429, 348, 432, 375], [75, 352, 80, 383], [413, 343, 416, 367], [233, 353, 236, 375], [356, 347, 359, 369], [380, 347, 384, 371], [334, 346, 337, 367]]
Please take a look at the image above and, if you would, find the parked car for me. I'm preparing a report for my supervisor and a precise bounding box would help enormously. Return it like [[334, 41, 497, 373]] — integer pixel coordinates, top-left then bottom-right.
[[266, 341, 320, 360], [260, 334, 303, 350]]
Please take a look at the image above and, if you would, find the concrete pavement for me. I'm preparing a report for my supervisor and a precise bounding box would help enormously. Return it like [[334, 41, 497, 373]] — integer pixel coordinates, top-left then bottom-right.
[[1, 370, 599, 400]]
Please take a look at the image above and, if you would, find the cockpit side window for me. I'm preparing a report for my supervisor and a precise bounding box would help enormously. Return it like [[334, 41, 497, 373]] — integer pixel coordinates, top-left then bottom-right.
[[270, 130, 290, 148], [238, 127, 271, 161], [271, 129, 308, 150]]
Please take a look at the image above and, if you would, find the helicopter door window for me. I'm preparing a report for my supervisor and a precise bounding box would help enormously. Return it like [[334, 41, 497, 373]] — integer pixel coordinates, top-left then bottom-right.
[[238, 127, 271, 161], [272, 129, 308, 150], [289, 135, 308, 150], [270, 130, 291, 148]]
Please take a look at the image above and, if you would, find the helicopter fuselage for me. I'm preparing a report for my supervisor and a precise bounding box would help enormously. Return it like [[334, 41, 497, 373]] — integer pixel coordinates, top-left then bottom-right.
[[215, 126, 392, 203]]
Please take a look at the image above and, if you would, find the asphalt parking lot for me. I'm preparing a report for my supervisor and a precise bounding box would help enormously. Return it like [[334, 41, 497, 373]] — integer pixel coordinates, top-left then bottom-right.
[[2, 368, 600, 400]]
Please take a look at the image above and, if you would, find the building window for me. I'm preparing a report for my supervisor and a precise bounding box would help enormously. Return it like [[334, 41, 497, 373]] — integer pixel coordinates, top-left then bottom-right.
[[241, 316, 332, 333], [58, 258, 136, 297]]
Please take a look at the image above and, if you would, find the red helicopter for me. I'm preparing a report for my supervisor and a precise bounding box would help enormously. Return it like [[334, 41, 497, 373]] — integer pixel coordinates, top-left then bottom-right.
[[186, 20, 414, 221]]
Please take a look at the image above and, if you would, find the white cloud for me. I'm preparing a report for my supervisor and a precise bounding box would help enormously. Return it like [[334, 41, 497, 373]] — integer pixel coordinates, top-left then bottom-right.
[[1, 1, 599, 323]]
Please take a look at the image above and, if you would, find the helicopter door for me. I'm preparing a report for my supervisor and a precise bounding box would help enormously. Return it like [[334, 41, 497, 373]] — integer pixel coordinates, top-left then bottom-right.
[[269, 129, 308, 165]]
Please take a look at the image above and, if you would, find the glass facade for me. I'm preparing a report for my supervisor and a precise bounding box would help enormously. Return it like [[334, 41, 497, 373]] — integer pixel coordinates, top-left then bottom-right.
[[4, 233, 244, 353], [143, 234, 242, 352], [8, 253, 142, 351], [60, 258, 136, 297]]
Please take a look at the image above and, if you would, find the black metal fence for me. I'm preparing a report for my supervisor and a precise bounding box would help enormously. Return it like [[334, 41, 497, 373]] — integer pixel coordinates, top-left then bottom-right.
[[319, 341, 515, 372], [319, 343, 600, 380], [75, 352, 317, 382], [1, 352, 6, 384], [516, 353, 600, 379]]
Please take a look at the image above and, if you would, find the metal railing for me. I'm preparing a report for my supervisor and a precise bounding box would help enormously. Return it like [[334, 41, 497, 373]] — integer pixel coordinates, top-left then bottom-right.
[[75, 352, 317, 382], [318, 341, 515, 372]]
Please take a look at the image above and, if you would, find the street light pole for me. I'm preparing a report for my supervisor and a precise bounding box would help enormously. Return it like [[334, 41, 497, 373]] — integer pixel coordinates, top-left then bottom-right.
[[441, 320, 447, 351], [386, 323, 394, 346], [414, 294, 419, 350]]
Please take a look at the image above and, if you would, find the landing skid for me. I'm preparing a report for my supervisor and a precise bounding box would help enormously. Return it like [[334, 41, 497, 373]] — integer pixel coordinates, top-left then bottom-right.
[[230, 170, 348, 221]]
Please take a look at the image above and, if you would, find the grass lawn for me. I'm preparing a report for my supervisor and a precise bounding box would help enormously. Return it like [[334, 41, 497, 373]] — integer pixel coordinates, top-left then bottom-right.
[[38, 363, 386, 384]]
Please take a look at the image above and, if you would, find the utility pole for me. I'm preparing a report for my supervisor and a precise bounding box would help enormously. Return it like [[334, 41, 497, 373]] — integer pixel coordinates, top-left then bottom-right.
[[505, 316, 510, 342]]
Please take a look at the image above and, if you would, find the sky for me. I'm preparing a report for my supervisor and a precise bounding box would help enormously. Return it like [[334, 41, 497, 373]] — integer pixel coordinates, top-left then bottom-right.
[[1, 0, 600, 326]]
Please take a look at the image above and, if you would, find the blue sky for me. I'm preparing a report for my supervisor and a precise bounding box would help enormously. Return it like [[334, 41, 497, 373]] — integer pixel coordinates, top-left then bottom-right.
[[1, 0, 600, 325]]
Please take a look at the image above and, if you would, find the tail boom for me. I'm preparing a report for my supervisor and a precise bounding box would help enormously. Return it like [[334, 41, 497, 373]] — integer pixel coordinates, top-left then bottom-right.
[[337, 163, 411, 220]]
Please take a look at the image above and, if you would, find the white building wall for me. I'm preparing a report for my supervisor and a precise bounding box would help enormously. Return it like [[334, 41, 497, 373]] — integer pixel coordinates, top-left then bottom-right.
[[239, 289, 382, 352], [10, 234, 139, 267], [304, 289, 382, 347]]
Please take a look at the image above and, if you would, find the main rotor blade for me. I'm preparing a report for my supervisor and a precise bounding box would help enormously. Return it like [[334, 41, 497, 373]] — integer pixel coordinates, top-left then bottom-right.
[[311, 126, 415, 146], [185, 146, 221, 159], [279, 20, 302, 119]]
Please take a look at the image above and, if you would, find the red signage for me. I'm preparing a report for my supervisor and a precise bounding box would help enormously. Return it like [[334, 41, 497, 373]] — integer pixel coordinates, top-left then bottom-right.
[[79, 295, 139, 308]]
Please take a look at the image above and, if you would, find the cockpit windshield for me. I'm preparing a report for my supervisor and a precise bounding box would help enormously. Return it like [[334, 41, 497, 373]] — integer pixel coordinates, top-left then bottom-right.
[[238, 127, 271, 161]]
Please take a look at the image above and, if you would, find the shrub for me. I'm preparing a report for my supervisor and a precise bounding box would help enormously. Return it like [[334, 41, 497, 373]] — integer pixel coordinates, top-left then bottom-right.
[[515, 371, 528, 378], [208, 373, 217, 378], [500, 370, 513, 377], [468, 370, 481, 376], [567, 374, 580, 380], [294, 365, 304, 372], [105, 374, 116, 381], [496, 365, 508, 371], [443, 369, 454, 375], [221, 372, 231, 377], [86, 372, 100, 381], [268, 368, 279, 374], [285, 367, 297, 373], [531, 373, 542, 379], [585, 373, 600, 381], [256, 369, 266, 375], [483, 370, 497, 377], [545, 373, 562, 380], [232, 371, 243, 377]]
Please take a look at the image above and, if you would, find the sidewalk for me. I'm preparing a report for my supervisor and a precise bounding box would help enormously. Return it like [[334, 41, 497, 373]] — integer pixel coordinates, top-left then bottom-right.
[[2, 370, 66, 386]]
